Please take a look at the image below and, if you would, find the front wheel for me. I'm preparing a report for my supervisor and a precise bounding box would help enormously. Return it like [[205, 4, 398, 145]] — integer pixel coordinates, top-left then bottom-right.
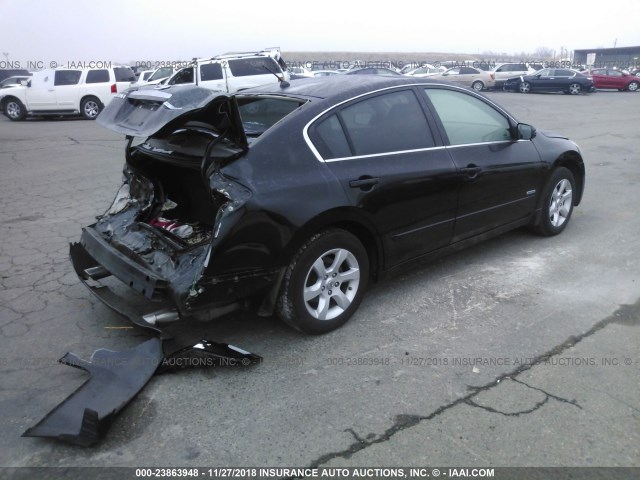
[[627, 81, 639, 92], [276, 229, 369, 334], [4, 98, 26, 121], [568, 83, 582, 95], [81, 97, 102, 120], [518, 81, 531, 93], [471, 80, 484, 91], [532, 167, 575, 236]]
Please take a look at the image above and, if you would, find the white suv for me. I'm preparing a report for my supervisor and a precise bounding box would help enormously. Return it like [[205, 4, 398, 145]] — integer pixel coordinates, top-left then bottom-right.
[[491, 63, 536, 87], [163, 51, 290, 93], [1, 66, 135, 121]]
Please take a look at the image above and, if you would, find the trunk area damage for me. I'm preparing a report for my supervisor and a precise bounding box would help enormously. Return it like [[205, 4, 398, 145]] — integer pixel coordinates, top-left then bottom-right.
[[24, 87, 268, 447]]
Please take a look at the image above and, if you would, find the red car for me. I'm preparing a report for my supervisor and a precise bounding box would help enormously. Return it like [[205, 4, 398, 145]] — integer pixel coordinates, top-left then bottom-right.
[[586, 68, 639, 91]]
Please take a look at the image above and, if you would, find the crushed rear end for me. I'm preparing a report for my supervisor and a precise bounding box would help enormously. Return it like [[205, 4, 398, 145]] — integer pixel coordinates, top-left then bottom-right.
[[71, 85, 279, 326]]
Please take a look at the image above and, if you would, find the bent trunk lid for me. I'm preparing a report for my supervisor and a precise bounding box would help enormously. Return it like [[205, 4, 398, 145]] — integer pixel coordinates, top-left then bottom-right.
[[97, 85, 247, 149]]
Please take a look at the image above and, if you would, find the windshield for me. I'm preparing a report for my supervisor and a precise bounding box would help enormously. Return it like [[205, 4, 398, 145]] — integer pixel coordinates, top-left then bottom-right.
[[149, 67, 174, 81]]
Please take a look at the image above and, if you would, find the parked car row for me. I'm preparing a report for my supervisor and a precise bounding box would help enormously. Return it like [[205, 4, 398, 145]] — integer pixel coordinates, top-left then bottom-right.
[[0, 49, 290, 121], [2, 56, 638, 121]]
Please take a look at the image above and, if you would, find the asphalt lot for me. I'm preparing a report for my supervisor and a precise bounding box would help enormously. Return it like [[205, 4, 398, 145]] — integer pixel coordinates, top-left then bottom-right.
[[0, 90, 639, 472]]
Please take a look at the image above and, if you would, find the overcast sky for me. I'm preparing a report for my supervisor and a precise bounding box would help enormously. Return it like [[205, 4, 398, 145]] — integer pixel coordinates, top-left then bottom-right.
[[1, 0, 639, 65]]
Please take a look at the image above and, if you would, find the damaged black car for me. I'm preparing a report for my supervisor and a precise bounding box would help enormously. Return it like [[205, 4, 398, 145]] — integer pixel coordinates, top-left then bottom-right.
[[71, 76, 585, 334]]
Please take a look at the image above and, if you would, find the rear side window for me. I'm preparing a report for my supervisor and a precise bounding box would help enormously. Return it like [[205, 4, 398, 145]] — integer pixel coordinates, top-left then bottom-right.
[[424, 88, 511, 145], [114, 67, 135, 82], [86, 69, 110, 83], [337, 90, 434, 156], [200, 63, 223, 81], [228, 57, 281, 77], [313, 115, 351, 159], [54, 70, 81, 86]]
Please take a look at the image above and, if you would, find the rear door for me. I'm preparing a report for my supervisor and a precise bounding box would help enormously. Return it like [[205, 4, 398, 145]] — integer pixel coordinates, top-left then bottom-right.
[[308, 88, 459, 267], [82, 69, 112, 105], [552, 69, 576, 91], [198, 63, 228, 92], [422, 87, 542, 242]]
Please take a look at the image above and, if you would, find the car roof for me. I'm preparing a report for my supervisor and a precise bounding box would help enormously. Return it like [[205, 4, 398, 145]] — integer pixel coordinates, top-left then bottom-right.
[[242, 75, 439, 100]]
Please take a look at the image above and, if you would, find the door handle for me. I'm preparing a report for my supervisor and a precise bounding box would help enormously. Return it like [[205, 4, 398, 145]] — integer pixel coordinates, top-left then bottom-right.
[[349, 176, 379, 190], [460, 165, 482, 179]]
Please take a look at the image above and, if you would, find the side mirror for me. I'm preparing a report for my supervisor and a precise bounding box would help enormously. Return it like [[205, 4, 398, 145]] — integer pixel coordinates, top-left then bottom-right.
[[20, 80, 30, 86], [517, 123, 536, 140], [536, 74, 541, 79]]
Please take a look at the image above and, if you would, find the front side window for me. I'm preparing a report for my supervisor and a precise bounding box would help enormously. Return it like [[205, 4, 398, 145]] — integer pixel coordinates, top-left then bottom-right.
[[424, 88, 511, 146], [54, 70, 81, 86]]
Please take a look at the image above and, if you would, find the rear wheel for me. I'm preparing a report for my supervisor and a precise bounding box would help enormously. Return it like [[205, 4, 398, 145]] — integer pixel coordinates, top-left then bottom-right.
[[81, 96, 102, 120], [276, 229, 369, 334], [471, 80, 484, 91], [627, 81, 639, 92], [568, 83, 582, 95], [518, 81, 531, 93], [532, 167, 575, 236], [4, 97, 26, 121]]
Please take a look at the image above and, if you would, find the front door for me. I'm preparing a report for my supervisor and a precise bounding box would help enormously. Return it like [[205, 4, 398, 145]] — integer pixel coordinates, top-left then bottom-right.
[[422, 87, 543, 242]]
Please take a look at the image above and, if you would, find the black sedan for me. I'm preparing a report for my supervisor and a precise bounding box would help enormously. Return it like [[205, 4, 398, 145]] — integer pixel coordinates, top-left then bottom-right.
[[71, 76, 585, 334], [503, 68, 595, 94]]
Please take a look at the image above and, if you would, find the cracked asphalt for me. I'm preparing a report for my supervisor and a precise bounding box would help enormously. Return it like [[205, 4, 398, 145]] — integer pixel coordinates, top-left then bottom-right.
[[0, 91, 638, 470]]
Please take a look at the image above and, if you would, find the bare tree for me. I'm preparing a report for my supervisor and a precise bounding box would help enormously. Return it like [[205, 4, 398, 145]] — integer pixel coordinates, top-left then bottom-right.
[[534, 47, 554, 59]]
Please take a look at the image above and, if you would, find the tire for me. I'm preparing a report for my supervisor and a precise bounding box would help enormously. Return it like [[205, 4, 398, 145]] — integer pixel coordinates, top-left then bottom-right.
[[518, 81, 531, 93], [627, 81, 639, 92], [568, 83, 582, 95], [81, 96, 102, 120], [276, 229, 369, 334], [4, 97, 26, 121], [471, 80, 484, 91], [532, 167, 575, 236]]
